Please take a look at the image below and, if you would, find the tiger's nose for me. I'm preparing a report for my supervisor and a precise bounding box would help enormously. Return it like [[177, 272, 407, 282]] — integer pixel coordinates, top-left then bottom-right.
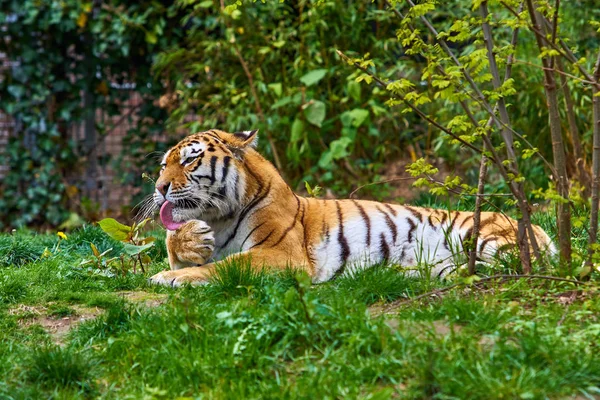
[[156, 182, 171, 196]]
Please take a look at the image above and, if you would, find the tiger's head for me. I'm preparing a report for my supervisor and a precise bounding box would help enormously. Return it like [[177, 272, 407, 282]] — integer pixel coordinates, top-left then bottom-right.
[[152, 129, 258, 226]]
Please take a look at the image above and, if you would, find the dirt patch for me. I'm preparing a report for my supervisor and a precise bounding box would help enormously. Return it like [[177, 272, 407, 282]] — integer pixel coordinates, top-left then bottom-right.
[[116, 291, 168, 308], [11, 304, 103, 345], [9, 291, 166, 345], [384, 317, 463, 337]]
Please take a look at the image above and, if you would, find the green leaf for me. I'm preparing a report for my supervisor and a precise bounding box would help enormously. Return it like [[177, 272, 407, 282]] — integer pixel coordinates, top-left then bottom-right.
[[267, 82, 282, 97], [329, 137, 352, 159], [300, 69, 328, 86], [90, 243, 100, 257], [291, 118, 304, 142], [197, 0, 213, 7], [98, 218, 131, 241], [145, 31, 157, 45], [347, 80, 361, 101], [347, 108, 369, 127], [304, 101, 326, 127], [318, 137, 352, 168], [271, 96, 293, 109], [122, 242, 154, 256]]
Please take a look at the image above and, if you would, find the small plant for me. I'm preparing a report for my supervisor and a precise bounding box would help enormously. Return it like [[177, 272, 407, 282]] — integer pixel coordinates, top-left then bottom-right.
[[79, 243, 117, 274], [96, 218, 156, 274], [304, 181, 323, 198], [40, 231, 68, 259]]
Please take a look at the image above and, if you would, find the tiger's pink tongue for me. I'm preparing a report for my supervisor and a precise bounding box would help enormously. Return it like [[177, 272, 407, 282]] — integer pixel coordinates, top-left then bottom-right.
[[160, 201, 185, 231]]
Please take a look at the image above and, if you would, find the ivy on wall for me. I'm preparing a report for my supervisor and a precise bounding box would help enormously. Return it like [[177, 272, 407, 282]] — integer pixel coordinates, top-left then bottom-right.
[[0, 0, 180, 228]]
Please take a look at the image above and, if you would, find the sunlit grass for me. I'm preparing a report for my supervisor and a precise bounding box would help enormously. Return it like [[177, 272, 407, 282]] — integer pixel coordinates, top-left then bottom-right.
[[0, 219, 598, 398]]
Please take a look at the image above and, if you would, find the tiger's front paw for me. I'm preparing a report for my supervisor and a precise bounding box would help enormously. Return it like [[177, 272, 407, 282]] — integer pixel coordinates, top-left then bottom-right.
[[167, 220, 215, 269], [149, 268, 211, 287]]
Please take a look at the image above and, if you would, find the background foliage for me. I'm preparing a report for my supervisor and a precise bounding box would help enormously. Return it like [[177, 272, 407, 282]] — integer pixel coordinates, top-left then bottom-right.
[[1, 0, 599, 231]]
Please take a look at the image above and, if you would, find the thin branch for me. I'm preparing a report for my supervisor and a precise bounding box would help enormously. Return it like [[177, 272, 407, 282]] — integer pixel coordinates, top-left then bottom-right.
[[468, 156, 488, 275], [549, 0, 560, 69], [501, 0, 600, 89], [335, 50, 488, 158], [512, 59, 597, 85], [387, 2, 555, 175], [232, 44, 284, 172], [349, 177, 415, 199], [405, 0, 514, 137], [423, 174, 519, 235], [387, 1, 543, 265], [219, 1, 284, 173], [349, 175, 512, 200]]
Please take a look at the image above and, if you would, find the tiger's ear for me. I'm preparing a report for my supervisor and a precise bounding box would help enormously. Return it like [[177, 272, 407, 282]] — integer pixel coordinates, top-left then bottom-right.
[[232, 129, 259, 148]]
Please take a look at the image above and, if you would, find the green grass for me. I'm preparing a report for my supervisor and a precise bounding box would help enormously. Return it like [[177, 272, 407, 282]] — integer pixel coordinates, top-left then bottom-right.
[[0, 224, 599, 399]]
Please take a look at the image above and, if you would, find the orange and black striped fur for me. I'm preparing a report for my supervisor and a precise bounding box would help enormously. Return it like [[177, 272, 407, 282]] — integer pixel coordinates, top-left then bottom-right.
[[149, 129, 555, 287]]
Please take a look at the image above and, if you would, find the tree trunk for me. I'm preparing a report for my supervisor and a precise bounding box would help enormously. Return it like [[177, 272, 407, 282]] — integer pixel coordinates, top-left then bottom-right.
[[526, 0, 572, 266], [588, 52, 600, 271]]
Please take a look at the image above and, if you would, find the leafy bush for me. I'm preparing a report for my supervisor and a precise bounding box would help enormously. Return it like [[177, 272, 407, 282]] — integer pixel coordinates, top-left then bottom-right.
[[0, 0, 178, 228]]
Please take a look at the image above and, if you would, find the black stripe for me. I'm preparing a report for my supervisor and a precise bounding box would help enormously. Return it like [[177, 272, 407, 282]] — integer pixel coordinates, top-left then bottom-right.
[[271, 195, 302, 247], [190, 158, 204, 172], [379, 233, 390, 261], [376, 205, 397, 243], [333, 201, 350, 278], [352, 200, 371, 247], [221, 171, 271, 249], [459, 214, 474, 229], [439, 211, 448, 226], [250, 230, 275, 249], [322, 217, 331, 244], [191, 174, 214, 182], [442, 211, 461, 250], [464, 226, 475, 242], [437, 264, 456, 278], [478, 236, 497, 256], [427, 214, 435, 228], [221, 156, 231, 182], [209, 156, 217, 184], [407, 218, 417, 243], [301, 199, 311, 262], [447, 211, 460, 231], [203, 131, 223, 142], [461, 225, 476, 257], [479, 213, 499, 231], [232, 172, 240, 202], [384, 203, 398, 217], [404, 205, 423, 222], [240, 222, 265, 249]]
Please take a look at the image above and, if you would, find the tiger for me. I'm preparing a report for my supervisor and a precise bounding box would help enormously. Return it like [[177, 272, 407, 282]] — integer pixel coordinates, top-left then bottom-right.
[[148, 129, 555, 287]]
